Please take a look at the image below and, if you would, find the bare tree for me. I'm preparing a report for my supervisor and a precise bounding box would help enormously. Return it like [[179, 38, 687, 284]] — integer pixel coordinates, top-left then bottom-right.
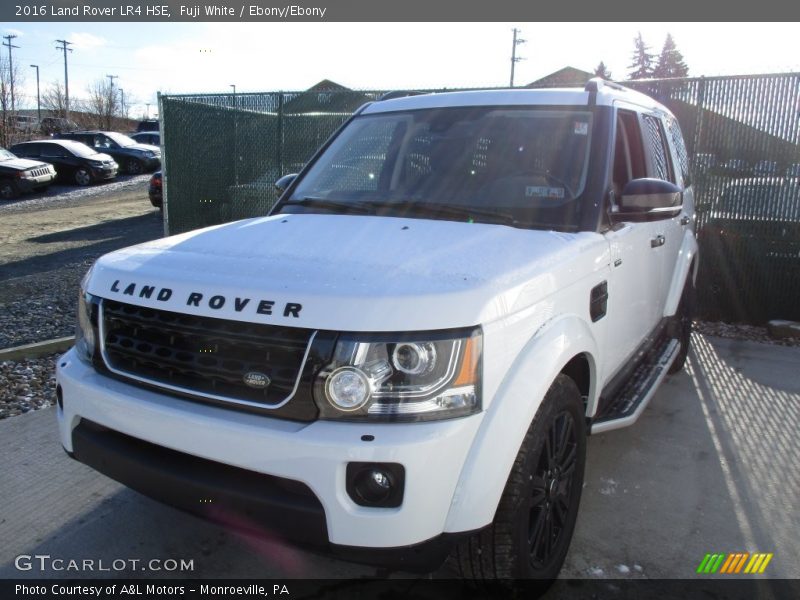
[[86, 77, 119, 130], [42, 80, 69, 117]]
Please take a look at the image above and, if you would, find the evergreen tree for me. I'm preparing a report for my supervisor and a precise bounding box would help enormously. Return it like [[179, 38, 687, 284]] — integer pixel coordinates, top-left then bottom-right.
[[627, 32, 655, 80], [654, 34, 689, 78], [594, 61, 612, 80]]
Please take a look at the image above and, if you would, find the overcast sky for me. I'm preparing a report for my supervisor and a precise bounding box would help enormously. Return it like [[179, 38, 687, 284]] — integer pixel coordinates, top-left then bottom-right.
[[4, 22, 800, 118]]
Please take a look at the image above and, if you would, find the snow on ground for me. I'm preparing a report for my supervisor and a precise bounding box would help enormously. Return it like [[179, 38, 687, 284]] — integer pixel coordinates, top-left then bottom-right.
[[599, 477, 619, 496], [0, 174, 150, 214]]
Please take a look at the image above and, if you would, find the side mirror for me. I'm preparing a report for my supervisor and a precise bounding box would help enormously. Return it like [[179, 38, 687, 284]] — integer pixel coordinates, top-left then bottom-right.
[[274, 173, 298, 196], [619, 178, 682, 211]]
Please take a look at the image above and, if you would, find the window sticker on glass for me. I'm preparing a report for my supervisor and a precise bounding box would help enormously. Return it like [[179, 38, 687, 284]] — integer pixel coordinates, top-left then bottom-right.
[[574, 122, 589, 136], [526, 186, 565, 199]]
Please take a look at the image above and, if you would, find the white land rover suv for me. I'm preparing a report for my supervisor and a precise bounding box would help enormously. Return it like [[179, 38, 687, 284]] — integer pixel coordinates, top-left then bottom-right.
[[57, 79, 697, 581]]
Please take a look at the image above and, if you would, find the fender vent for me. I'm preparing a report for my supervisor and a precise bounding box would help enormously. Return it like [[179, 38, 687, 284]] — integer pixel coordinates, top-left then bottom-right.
[[590, 281, 609, 322]]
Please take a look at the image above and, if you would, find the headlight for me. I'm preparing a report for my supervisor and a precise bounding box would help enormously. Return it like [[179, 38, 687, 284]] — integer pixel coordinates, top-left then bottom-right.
[[313, 328, 481, 421], [75, 266, 97, 363]]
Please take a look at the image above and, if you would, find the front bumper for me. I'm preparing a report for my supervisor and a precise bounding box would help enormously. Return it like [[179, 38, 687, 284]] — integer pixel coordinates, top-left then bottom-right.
[[148, 188, 162, 207], [91, 165, 118, 181], [18, 170, 56, 191], [136, 156, 161, 171], [56, 349, 484, 563], [68, 418, 471, 571]]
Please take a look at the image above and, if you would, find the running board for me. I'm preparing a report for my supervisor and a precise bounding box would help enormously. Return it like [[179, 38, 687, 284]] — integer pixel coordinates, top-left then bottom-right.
[[591, 338, 680, 434]]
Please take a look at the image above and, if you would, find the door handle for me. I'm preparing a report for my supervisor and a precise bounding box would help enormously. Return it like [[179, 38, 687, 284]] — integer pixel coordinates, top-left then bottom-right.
[[651, 234, 665, 248], [680, 215, 691, 226]]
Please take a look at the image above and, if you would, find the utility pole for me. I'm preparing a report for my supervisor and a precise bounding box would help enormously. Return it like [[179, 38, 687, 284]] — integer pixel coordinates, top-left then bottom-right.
[[106, 75, 118, 129], [30, 64, 41, 121], [3, 34, 20, 112], [145, 103, 150, 119], [55, 39, 73, 119], [119, 88, 125, 119], [509, 28, 526, 88]]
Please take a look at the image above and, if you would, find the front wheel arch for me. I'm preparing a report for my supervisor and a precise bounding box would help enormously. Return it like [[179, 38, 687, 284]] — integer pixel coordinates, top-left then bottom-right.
[[444, 316, 599, 536], [0, 179, 19, 199]]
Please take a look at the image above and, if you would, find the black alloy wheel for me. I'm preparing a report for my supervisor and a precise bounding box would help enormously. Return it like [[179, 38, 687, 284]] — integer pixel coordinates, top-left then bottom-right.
[[527, 409, 579, 570]]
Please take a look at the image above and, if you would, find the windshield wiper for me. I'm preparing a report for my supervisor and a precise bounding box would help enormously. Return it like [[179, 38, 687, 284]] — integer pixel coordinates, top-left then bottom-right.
[[282, 197, 376, 215], [377, 200, 520, 226]]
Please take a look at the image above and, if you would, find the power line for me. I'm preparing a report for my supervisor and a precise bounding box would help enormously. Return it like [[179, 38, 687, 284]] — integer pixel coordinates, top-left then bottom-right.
[[55, 39, 73, 119], [3, 34, 20, 111]]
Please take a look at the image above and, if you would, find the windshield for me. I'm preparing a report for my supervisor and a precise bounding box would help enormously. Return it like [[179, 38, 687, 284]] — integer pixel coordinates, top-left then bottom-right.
[[63, 142, 99, 158], [287, 106, 594, 230], [104, 132, 136, 147], [0, 149, 15, 161]]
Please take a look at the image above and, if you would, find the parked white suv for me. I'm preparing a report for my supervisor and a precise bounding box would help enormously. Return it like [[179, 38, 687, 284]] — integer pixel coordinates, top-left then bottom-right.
[[57, 79, 697, 582]]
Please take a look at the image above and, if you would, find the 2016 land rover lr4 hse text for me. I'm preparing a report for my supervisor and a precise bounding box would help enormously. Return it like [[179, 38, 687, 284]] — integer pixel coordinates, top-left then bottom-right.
[[57, 79, 697, 581]]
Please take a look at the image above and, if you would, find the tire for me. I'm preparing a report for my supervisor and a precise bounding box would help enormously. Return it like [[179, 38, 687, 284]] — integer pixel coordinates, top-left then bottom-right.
[[449, 374, 587, 588], [668, 278, 695, 374], [0, 180, 19, 200], [74, 168, 92, 186], [127, 159, 143, 175]]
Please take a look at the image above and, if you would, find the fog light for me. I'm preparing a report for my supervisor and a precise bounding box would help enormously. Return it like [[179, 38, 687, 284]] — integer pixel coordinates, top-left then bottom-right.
[[355, 469, 393, 503], [346, 462, 405, 508], [325, 366, 371, 411]]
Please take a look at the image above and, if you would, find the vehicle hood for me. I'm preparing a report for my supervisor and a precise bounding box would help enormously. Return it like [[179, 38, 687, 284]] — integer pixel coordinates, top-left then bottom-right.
[[128, 143, 160, 153], [87, 213, 609, 331], [0, 157, 50, 171], [89, 152, 115, 162]]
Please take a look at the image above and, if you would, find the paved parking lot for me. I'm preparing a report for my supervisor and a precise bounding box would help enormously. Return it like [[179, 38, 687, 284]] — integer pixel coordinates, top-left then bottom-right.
[[1, 334, 798, 583]]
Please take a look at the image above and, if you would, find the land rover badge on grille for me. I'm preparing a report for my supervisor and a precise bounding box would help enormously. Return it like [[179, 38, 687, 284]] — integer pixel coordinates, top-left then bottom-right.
[[243, 372, 271, 389]]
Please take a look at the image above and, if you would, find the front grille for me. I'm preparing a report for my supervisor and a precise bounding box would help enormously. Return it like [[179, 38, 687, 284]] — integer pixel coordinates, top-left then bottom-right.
[[26, 167, 51, 177], [101, 299, 314, 407]]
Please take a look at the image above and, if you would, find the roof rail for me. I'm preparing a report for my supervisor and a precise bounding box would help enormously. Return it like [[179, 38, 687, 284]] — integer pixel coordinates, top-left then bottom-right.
[[584, 77, 626, 93], [378, 90, 425, 101]]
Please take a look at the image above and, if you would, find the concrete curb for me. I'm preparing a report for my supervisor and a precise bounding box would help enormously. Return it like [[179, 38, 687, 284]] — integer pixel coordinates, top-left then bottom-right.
[[0, 337, 74, 361]]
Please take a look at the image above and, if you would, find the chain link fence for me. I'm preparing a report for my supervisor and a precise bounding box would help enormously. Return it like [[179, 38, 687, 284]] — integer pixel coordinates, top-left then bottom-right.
[[625, 74, 800, 323], [160, 73, 800, 323]]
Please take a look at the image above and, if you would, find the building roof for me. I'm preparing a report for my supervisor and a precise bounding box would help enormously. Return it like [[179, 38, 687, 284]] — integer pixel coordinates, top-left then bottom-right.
[[282, 80, 372, 114], [525, 67, 596, 89]]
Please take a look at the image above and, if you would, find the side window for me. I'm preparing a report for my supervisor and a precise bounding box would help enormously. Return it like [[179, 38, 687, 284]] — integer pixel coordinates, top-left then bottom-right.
[[642, 114, 674, 182], [666, 116, 691, 187], [41, 145, 65, 158], [18, 144, 39, 157], [612, 110, 647, 197]]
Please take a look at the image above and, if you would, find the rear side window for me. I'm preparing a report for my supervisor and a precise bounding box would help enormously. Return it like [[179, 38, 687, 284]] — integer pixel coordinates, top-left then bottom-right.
[[14, 144, 38, 157], [41, 144, 67, 158], [642, 115, 674, 182], [666, 117, 691, 187]]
